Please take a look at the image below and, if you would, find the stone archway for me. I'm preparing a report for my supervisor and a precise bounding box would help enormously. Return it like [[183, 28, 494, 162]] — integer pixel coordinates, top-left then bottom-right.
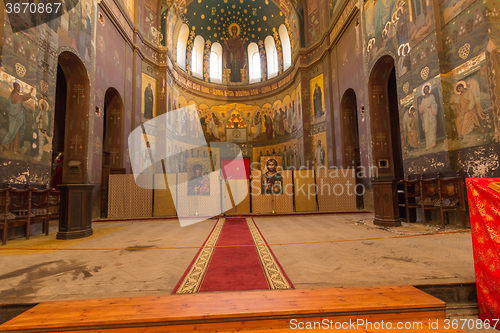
[[101, 88, 124, 217], [340, 88, 363, 209], [55, 51, 91, 184], [368, 55, 404, 180]]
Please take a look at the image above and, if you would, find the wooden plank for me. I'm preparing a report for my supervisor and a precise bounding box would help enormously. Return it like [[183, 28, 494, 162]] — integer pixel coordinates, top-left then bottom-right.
[[0, 286, 445, 331]]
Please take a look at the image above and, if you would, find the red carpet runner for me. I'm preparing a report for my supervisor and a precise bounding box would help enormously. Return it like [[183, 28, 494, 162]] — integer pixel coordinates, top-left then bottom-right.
[[173, 218, 293, 293]]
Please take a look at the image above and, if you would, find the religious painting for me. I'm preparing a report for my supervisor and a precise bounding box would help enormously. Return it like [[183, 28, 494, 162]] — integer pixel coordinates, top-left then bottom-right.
[[411, 77, 446, 157], [141, 73, 157, 121], [313, 132, 327, 169], [140, 134, 156, 174], [307, 0, 320, 42], [407, 0, 434, 46], [224, 23, 247, 83], [0, 72, 41, 163], [187, 157, 212, 195], [260, 156, 283, 194], [442, 53, 493, 151], [442, 0, 476, 25], [310, 74, 325, 123]]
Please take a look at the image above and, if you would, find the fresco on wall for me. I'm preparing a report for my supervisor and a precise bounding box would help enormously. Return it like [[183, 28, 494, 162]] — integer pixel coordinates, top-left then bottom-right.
[[118, 0, 135, 23], [442, 0, 476, 25], [142, 73, 157, 121], [138, 1, 158, 45], [252, 138, 300, 170], [0, 72, 47, 163], [307, 0, 320, 42], [402, 76, 446, 159], [442, 53, 493, 151], [168, 81, 303, 143], [310, 74, 325, 124], [312, 132, 327, 169], [407, 0, 433, 46]]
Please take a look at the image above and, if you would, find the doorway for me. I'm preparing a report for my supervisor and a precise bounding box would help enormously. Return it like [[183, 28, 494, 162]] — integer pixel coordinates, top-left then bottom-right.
[[340, 88, 363, 209]]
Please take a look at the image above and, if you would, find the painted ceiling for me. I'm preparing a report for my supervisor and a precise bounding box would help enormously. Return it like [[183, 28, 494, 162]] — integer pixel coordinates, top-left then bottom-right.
[[180, 0, 289, 45]]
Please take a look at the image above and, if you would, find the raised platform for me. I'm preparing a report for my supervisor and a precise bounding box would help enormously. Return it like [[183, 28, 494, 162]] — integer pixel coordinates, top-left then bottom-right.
[[0, 285, 466, 332]]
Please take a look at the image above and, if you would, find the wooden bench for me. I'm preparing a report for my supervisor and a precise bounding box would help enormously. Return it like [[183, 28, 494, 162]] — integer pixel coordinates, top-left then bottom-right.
[[403, 171, 466, 228]]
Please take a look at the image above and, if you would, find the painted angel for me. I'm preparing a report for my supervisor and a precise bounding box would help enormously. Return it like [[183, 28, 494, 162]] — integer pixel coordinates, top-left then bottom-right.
[[450, 78, 484, 141]]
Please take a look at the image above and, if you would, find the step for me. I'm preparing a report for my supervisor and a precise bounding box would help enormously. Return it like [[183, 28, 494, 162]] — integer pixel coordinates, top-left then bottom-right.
[[0, 285, 459, 332]]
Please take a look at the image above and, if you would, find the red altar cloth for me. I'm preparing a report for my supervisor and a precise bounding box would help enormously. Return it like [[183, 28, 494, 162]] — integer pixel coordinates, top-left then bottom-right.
[[466, 178, 500, 325]]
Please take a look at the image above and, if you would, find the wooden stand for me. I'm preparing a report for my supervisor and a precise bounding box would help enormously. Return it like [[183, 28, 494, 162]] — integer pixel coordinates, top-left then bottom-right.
[[372, 179, 401, 227], [57, 184, 94, 240]]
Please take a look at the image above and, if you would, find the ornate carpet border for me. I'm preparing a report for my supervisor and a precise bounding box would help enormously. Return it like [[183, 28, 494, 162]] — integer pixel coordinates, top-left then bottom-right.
[[246, 218, 292, 290], [174, 218, 225, 294]]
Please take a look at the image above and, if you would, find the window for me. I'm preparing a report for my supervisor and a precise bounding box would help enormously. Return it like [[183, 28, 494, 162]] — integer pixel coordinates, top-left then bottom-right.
[[265, 36, 278, 79], [191, 35, 204, 78], [279, 24, 291, 71], [176, 24, 189, 70], [248, 42, 261, 83], [210, 42, 222, 83]]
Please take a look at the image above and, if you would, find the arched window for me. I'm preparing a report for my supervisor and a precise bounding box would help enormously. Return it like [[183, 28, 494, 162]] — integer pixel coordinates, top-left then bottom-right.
[[191, 35, 204, 78], [176, 24, 189, 70], [248, 42, 261, 83], [279, 25, 291, 70], [265, 36, 278, 79], [210, 42, 223, 83]]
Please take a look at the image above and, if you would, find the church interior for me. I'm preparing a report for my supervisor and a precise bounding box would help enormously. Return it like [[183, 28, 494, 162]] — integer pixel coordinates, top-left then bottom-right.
[[0, 0, 500, 329]]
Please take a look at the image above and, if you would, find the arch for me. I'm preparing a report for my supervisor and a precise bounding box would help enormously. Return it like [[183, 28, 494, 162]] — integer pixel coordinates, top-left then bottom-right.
[[248, 42, 261, 83], [210, 42, 223, 83], [340, 88, 363, 209], [176, 24, 189, 70], [279, 24, 291, 71], [192, 35, 204, 78], [101, 87, 124, 217], [54, 51, 91, 184], [368, 55, 403, 180], [265, 36, 278, 79]]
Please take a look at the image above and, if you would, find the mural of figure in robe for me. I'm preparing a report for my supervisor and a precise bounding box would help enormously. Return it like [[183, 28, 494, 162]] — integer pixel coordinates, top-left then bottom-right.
[[261, 158, 283, 194], [253, 111, 262, 140], [418, 83, 437, 150], [224, 24, 246, 83], [450, 79, 484, 141], [1, 82, 34, 154], [315, 140, 325, 169], [313, 83, 324, 118], [144, 83, 154, 119], [403, 105, 419, 152]]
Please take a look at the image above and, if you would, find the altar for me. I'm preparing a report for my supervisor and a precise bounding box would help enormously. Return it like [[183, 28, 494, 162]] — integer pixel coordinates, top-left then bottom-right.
[[226, 128, 246, 143]]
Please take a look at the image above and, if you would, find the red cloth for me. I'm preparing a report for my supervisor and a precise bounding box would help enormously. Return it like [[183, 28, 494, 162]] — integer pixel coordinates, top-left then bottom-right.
[[221, 158, 249, 180], [466, 178, 500, 324]]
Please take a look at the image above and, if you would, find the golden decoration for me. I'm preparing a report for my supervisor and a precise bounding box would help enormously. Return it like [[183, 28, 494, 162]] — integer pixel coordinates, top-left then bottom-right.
[[458, 43, 471, 59], [263, 16, 267, 21], [15, 63, 26, 77], [201, 14, 205, 19], [403, 82, 410, 94], [420, 66, 429, 80], [40, 80, 49, 93]]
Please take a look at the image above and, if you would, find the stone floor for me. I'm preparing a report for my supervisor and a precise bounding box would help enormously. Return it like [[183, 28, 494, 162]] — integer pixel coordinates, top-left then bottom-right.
[[0, 213, 496, 332]]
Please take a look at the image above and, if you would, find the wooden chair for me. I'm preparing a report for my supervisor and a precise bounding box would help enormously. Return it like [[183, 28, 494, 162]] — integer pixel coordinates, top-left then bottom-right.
[[420, 172, 441, 226], [0, 188, 9, 245], [7, 188, 32, 241], [49, 189, 61, 220], [404, 174, 421, 223], [439, 170, 466, 228], [31, 188, 50, 236]]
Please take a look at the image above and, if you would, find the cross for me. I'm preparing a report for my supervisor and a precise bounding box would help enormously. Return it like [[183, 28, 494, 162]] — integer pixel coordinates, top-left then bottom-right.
[[372, 86, 384, 105], [73, 84, 85, 105], [111, 108, 120, 125], [376, 132, 387, 152], [110, 149, 119, 164], [231, 145, 240, 157], [71, 135, 82, 155]]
